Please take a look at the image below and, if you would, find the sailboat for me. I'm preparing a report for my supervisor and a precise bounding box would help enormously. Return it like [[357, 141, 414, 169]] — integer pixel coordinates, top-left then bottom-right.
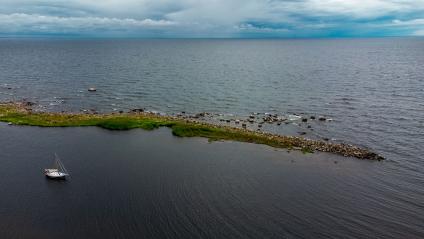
[[44, 153, 69, 179]]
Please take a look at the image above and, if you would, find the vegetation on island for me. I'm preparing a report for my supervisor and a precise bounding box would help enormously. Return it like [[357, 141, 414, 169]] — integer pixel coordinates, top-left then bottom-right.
[[0, 102, 384, 160]]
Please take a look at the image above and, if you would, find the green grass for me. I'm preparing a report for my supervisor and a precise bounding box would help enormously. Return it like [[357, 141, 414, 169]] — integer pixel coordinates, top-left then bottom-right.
[[0, 103, 306, 150], [0, 102, 384, 160]]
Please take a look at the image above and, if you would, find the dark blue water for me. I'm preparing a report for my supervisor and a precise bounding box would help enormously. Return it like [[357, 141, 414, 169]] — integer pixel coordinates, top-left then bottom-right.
[[0, 125, 423, 239], [0, 38, 423, 238]]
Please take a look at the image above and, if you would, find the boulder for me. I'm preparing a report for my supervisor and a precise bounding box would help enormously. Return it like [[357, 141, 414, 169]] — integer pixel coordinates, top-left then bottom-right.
[[130, 108, 144, 113]]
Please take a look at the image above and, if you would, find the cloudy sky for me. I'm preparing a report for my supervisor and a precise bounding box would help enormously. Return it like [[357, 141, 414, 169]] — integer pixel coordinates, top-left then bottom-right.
[[0, 0, 424, 37]]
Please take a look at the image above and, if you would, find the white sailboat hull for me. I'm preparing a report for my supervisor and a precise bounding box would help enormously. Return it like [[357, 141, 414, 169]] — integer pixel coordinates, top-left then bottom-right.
[[44, 169, 68, 179]]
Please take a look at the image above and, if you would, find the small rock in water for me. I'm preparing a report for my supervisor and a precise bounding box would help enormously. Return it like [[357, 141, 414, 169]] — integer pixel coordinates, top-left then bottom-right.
[[302, 118, 308, 122], [242, 123, 247, 128], [235, 120, 240, 124], [8, 122, 12, 125], [310, 116, 316, 120], [194, 112, 205, 118], [88, 87, 97, 92], [130, 108, 144, 113]]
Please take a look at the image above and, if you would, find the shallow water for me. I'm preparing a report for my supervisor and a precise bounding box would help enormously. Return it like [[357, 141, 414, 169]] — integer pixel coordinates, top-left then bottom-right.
[[0, 38, 423, 238], [0, 125, 423, 239]]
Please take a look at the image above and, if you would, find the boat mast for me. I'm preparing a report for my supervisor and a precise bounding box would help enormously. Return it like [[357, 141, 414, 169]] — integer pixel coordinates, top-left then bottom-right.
[[54, 153, 69, 174]]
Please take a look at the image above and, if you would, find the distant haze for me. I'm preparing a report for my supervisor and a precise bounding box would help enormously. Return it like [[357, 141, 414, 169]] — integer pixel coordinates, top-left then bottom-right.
[[0, 0, 424, 37]]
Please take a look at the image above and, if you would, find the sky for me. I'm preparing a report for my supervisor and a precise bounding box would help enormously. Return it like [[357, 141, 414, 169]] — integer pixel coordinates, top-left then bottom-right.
[[0, 0, 424, 38]]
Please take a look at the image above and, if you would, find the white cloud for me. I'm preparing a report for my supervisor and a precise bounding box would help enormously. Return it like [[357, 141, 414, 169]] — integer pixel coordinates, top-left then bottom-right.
[[391, 18, 424, 26], [0, 13, 176, 34], [390, 19, 424, 36], [412, 29, 424, 35], [236, 23, 289, 33], [0, 0, 424, 36]]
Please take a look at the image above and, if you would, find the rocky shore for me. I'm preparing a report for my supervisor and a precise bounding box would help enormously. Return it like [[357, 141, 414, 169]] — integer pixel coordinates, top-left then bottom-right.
[[0, 101, 384, 161]]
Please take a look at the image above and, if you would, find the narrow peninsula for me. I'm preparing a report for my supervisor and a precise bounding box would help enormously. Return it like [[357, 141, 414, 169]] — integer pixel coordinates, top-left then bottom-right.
[[0, 102, 384, 160]]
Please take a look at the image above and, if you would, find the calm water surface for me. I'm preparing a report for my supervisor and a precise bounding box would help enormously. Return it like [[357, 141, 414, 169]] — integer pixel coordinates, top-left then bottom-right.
[[0, 125, 422, 239], [0, 38, 423, 238]]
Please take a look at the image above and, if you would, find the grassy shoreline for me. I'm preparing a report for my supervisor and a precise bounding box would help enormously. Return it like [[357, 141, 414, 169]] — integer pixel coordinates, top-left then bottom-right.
[[0, 102, 384, 160]]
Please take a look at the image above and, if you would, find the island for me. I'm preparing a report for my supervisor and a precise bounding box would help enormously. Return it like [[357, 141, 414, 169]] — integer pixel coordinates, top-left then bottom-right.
[[0, 102, 384, 161]]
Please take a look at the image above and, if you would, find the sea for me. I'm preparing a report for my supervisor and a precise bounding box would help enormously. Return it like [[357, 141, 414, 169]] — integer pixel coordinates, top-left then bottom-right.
[[0, 38, 423, 238]]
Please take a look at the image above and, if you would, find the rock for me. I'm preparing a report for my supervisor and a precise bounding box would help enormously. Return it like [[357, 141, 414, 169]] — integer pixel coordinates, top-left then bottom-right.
[[242, 123, 247, 128], [299, 132, 307, 135], [307, 125, 312, 128], [88, 87, 97, 92], [249, 115, 255, 119], [130, 108, 144, 113], [248, 118, 254, 123], [23, 101, 36, 107], [258, 124, 263, 128], [119, 110, 123, 114], [277, 122, 281, 125], [302, 118, 308, 122], [235, 120, 240, 124], [181, 111, 185, 114], [226, 119, 231, 123], [310, 116, 316, 120], [318, 116, 326, 121], [7, 122, 12, 125], [194, 112, 205, 118]]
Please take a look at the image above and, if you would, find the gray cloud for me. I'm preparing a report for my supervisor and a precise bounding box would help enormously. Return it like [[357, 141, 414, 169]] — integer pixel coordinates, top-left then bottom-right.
[[0, 0, 423, 37]]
